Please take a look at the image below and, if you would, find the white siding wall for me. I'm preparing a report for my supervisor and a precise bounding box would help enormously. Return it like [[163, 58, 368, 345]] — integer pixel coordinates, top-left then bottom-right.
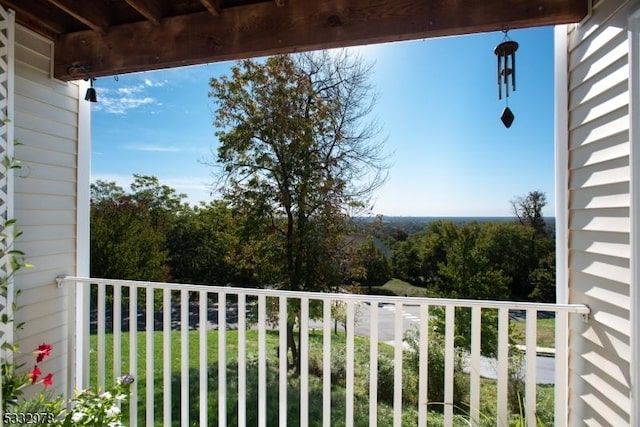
[[12, 25, 79, 397], [566, 1, 637, 425]]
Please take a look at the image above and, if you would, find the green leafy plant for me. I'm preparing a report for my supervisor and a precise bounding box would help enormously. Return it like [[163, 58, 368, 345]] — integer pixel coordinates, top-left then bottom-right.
[[1, 216, 34, 411], [1, 342, 55, 410], [61, 375, 134, 427]]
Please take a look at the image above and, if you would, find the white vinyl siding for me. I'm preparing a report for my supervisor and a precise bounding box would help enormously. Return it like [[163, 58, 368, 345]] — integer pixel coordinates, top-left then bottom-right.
[[12, 25, 79, 397], [566, 0, 638, 425]]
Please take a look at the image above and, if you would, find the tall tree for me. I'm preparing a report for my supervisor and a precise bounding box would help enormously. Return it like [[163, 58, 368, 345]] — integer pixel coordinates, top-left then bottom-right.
[[90, 180, 168, 281], [208, 51, 388, 369], [511, 190, 547, 235]]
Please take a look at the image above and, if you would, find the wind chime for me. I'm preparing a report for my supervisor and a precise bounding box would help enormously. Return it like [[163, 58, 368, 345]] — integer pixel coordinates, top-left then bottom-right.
[[494, 30, 518, 128]]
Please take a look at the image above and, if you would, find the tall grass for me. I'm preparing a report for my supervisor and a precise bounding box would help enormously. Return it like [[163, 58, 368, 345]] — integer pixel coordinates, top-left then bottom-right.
[[89, 329, 553, 426]]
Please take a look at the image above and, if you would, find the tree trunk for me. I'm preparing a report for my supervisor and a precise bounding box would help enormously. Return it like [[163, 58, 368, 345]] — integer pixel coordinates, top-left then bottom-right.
[[287, 321, 299, 374]]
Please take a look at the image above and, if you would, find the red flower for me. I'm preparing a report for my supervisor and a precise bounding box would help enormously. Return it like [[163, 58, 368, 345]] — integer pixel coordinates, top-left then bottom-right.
[[29, 366, 41, 384], [42, 373, 54, 388], [35, 343, 52, 363]]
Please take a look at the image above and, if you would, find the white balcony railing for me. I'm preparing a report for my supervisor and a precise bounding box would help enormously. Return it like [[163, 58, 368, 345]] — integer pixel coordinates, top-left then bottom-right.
[[58, 277, 589, 427]]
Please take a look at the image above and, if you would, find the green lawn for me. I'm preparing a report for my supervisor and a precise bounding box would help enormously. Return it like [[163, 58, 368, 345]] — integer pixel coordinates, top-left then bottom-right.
[[511, 318, 556, 348], [374, 278, 436, 297], [89, 329, 553, 426]]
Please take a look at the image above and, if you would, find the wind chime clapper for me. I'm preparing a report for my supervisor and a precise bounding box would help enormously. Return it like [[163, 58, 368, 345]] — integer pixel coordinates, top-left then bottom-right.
[[494, 30, 518, 128]]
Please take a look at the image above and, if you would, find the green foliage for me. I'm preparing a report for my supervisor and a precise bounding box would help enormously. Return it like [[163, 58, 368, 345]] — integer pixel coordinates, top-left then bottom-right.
[[511, 191, 547, 236], [90, 184, 169, 281], [208, 51, 389, 369], [403, 328, 470, 411], [90, 177, 189, 282], [61, 375, 134, 426], [1, 217, 33, 411], [8, 391, 65, 423], [390, 217, 555, 303], [377, 278, 434, 297], [208, 51, 388, 294], [353, 236, 391, 286], [167, 201, 237, 284]]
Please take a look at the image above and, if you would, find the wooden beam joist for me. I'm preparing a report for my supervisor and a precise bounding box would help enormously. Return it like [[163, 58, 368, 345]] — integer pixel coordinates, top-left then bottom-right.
[[45, 0, 112, 33], [54, 0, 588, 81], [199, 0, 221, 16], [124, 0, 165, 26], [1, 0, 68, 36]]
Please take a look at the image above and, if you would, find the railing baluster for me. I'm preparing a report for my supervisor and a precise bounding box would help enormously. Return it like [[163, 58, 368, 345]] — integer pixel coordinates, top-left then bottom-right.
[[393, 302, 403, 427], [497, 307, 509, 425], [258, 294, 267, 427], [113, 284, 122, 381], [180, 289, 189, 427], [470, 306, 481, 426], [526, 309, 538, 427], [146, 287, 154, 426], [369, 302, 378, 427], [199, 291, 208, 426], [444, 305, 454, 425], [346, 300, 355, 427], [238, 293, 247, 427], [301, 297, 310, 427], [162, 289, 171, 426], [323, 299, 332, 427], [279, 296, 288, 427], [555, 310, 569, 427], [97, 282, 106, 390], [418, 304, 429, 427], [218, 292, 227, 427], [129, 286, 138, 427]]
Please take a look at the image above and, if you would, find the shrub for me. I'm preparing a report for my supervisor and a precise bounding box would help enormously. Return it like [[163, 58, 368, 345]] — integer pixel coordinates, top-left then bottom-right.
[[403, 328, 470, 412]]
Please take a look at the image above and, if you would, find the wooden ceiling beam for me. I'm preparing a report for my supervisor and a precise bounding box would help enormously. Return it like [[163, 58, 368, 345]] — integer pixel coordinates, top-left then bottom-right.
[[45, 0, 112, 34], [1, 0, 70, 36], [199, 0, 221, 16], [54, 0, 588, 81], [124, 0, 165, 26]]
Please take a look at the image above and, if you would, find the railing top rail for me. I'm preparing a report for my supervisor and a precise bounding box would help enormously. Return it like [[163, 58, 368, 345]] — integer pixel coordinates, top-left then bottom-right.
[[57, 276, 590, 314]]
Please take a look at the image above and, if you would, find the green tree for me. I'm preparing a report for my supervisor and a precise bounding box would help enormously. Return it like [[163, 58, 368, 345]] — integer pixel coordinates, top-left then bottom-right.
[[391, 239, 422, 283], [476, 222, 537, 299], [511, 190, 547, 235], [434, 223, 510, 356], [208, 51, 388, 370], [354, 236, 391, 287], [510, 190, 556, 301], [90, 181, 168, 281], [167, 201, 236, 285], [528, 238, 556, 302]]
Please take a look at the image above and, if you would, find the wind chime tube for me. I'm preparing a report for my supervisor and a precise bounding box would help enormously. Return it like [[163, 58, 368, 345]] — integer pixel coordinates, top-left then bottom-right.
[[497, 54, 502, 100], [505, 53, 509, 99], [512, 50, 516, 91]]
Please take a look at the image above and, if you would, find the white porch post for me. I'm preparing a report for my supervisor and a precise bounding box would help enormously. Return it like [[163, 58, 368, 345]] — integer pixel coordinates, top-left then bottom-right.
[[553, 24, 570, 427], [628, 9, 640, 427], [69, 78, 91, 395]]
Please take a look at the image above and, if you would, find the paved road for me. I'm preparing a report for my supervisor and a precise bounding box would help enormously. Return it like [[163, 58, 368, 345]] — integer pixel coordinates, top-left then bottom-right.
[[353, 302, 555, 384]]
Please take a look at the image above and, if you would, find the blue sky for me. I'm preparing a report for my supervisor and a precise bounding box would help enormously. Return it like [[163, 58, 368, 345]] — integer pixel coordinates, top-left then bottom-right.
[[91, 26, 555, 217]]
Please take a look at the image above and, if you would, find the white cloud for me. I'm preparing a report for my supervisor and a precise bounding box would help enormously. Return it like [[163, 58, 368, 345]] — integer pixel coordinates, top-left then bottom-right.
[[117, 85, 145, 96], [124, 143, 181, 153], [144, 78, 168, 87], [93, 80, 165, 114]]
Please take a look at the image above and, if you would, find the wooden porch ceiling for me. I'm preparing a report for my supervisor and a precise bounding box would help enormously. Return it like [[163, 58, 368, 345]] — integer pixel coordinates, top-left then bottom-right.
[[3, 0, 588, 81]]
